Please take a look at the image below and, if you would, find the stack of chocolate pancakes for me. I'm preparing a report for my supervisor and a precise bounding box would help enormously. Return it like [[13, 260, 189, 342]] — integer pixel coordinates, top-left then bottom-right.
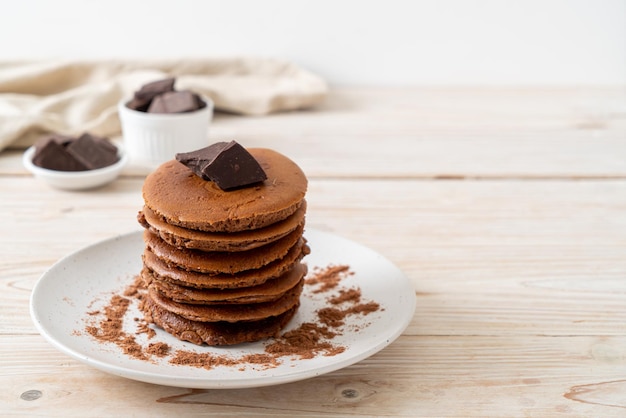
[[138, 142, 309, 346]]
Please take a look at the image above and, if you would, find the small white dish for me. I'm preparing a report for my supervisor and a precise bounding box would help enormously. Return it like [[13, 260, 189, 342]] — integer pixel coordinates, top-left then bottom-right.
[[30, 228, 416, 389], [22, 145, 128, 190], [118, 96, 214, 167]]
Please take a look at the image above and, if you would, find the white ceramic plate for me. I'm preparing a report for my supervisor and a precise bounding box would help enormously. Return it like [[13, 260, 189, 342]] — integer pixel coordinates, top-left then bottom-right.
[[30, 228, 415, 389]]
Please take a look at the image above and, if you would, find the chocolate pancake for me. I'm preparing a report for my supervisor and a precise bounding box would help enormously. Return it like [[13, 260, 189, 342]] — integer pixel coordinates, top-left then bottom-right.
[[138, 201, 306, 252], [148, 263, 307, 304], [143, 223, 304, 275], [142, 299, 298, 346], [136, 144, 309, 346], [147, 279, 304, 323], [142, 148, 307, 233], [142, 237, 309, 289]]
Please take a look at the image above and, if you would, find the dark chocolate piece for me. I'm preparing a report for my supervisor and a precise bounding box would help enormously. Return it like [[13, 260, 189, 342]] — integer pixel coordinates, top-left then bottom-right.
[[33, 133, 73, 149], [126, 97, 151, 112], [145, 95, 167, 113], [127, 77, 175, 111], [32, 138, 89, 171], [126, 78, 207, 113], [176, 141, 267, 190], [193, 93, 207, 109], [134, 77, 175, 101], [31, 133, 119, 172], [147, 91, 201, 114], [66, 133, 119, 169]]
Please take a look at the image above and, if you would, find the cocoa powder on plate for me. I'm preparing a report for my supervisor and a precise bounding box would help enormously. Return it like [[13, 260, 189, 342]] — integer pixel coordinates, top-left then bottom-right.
[[84, 264, 380, 369], [304, 264, 352, 293], [85, 294, 147, 360]]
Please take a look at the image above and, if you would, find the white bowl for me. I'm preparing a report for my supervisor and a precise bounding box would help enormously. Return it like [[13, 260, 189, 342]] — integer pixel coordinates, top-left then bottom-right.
[[118, 96, 213, 167], [22, 146, 128, 190]]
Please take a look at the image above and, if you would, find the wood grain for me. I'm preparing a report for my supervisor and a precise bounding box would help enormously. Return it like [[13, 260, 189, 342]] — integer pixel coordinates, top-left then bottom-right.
[[1, 86, 625, 417], [3, 334, 626, 417]]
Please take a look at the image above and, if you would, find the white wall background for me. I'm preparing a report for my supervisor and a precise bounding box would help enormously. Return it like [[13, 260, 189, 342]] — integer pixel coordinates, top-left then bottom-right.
[[1, 0, 624, 85]]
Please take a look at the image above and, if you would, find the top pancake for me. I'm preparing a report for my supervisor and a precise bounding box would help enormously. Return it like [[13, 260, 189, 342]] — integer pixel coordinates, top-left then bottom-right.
[[142, 148, 307, 233]]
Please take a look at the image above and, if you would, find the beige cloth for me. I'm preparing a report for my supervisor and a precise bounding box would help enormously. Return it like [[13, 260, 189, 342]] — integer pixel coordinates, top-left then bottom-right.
[[0, 58, 328, 150]]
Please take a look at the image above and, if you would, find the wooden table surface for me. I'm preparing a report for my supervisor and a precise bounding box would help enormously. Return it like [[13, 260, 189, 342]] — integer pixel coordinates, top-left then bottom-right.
[[1, 86, 626, 417]]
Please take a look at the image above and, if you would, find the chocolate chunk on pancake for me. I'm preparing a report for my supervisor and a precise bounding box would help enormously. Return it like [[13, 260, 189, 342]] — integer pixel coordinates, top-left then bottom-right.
[[142, 148, 307, 232], [149, 263, 306, 304], [147, 279, 303, 323], [143, 224, 303, 275], [176, 141, 267, 190], [138, 201, 306, 252]]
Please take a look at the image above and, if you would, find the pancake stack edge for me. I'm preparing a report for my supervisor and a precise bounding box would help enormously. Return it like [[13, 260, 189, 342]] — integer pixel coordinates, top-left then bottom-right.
[[136, 148, 309, 346]]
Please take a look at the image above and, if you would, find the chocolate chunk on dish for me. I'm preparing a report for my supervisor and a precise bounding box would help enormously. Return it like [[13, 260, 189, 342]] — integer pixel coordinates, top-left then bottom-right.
[[136, 77, 175, 98], [126, 78, 206, 113], [32, 133, 119, 171], [148, 90, 204, 114], [66, 133, 119, 170], [32, 138, 88, 171]]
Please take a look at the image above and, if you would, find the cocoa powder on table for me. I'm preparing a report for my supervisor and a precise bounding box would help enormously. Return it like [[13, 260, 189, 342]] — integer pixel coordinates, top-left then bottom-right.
[[84, 264, 380, 369]]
